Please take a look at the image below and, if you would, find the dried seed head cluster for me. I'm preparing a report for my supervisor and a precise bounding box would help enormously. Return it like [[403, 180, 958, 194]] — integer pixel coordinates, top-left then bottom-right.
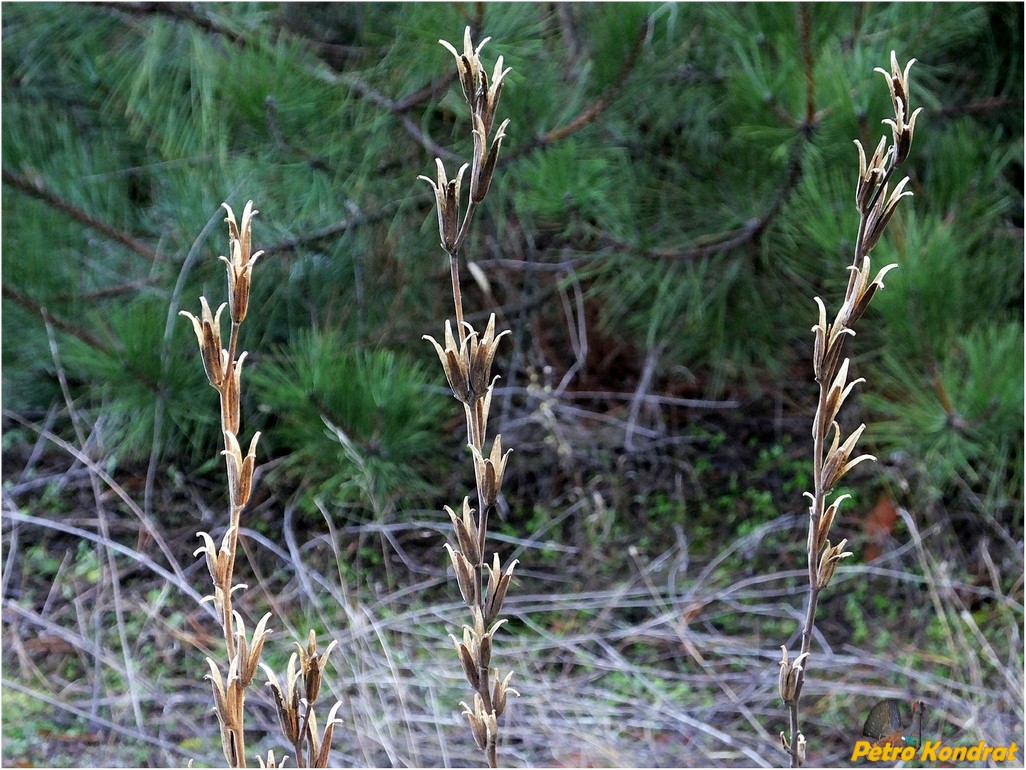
[[419, 28, 511, 256], [181, 203, 264, 513], [262, 631, 343, 768], [205, 613, 273, 766], [182, 203, 342, 766], [853, 51, 921, 254], [420, 28, 518, 768], [424, 315, 510, 407], [781, 52, 922, 768], [807, 51, 921, 573]]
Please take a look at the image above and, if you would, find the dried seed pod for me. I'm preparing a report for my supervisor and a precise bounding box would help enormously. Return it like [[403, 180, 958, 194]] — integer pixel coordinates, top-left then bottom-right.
[[483, 554, 518, 626], [817, 538, 853, 589], [447, 499, 482, 565], [471, 436, 512, 511], [863, 177, 913, 254], [312, 701, 344, 768], [179, 298, 228, 388], [874, 52, 923, 167], [424, 320, 473, 403], [445, 543, 478, 607], [471, 116, 510, 203], [418, 159, 468, 253], [492, 670, 518, 717], [461, 696, 489, 750], [778, 648, 809, 705], [222, 430, 260, 508], [854, 136, 888, 214], [467, 315, 510, 398], [263, 654, 302, 745], [451, 633, 481, 691]]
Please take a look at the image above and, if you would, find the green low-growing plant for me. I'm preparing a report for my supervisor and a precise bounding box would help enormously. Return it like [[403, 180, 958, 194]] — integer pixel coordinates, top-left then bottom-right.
[[251, 332, 449, 513], [778, 51, 924, 767]]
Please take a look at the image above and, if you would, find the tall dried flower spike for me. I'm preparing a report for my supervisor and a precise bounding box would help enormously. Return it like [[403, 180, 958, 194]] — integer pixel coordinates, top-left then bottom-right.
[[424, 30, 514, 767], [783, 51, 922, 767]]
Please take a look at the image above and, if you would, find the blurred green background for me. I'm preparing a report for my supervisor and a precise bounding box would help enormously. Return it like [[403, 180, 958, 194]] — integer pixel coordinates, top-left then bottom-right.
[[2, 3, 1022, 767]]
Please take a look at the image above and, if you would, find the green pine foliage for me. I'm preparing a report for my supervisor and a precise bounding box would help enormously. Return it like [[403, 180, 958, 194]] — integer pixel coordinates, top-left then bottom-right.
[[2, 2, 1021, 518], [249, 332, 449, 513], [61, 296, 219, 462]]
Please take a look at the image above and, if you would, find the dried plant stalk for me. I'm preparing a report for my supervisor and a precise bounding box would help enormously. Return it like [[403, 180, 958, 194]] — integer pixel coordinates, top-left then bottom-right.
[[778, 52, 923, 768], [181, 203, 342, 768], [420, 28, 518, 769]]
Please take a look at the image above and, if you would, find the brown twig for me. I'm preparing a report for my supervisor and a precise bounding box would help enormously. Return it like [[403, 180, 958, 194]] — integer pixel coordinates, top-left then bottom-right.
[[2, 168, 162, 263], [592, 138, 807, 262], [515, 20, 647, 153]]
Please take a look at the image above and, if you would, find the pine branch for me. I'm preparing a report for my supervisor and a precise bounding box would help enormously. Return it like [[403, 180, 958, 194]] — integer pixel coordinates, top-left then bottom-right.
[[2, 168, 162, 264]]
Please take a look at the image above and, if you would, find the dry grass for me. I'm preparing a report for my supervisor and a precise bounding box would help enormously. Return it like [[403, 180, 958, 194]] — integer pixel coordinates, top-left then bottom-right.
[[3, 432, 1022, 766]]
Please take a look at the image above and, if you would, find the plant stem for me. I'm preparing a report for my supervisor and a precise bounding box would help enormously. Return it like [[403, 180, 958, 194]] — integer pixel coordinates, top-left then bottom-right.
[[449, 251, 466, 343]]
